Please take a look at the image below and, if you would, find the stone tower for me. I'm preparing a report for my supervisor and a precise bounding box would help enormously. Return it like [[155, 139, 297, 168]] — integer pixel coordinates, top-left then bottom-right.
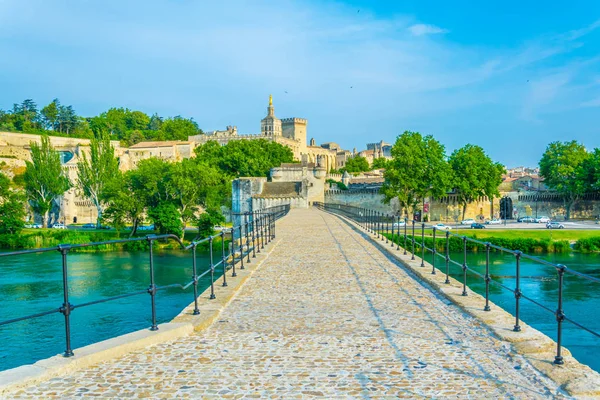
[[261, 94, 282, 137], [282, 117, 308, 150]]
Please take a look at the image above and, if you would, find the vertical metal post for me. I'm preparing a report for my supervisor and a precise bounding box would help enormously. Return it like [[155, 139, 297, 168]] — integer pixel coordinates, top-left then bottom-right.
[[252, 211, 260, 258], [384, 214, 389, 243], [58, 245, 74, 357], [411, 220, 415, 260], [231, 228, 237, 277], [513, 251, 522, 332], [445, 231, 450, 284], [554, 265, 566, 365], [255, 212, 261, 254], [192, 243, 200, 315], [209, 237, 216, 299], [462, 237, 468, 296], [245, 213, 253, 262], [484, 243, 491, 311], [221, 231, 228, 287], [147, 237, 158, 331], [431, 228, 436, 274], [403, 217, 407, 255], [421, 222, 425, 267], [376, 212, 380, 238], [396, 216, 400, 251], [239, 226, 245, 270], [390, 214, 395, 247]]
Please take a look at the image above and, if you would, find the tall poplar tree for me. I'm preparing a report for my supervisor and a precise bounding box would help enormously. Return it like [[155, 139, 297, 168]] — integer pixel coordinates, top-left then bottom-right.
[[23, 135, 71, 227], [77, 133, 120, 227]]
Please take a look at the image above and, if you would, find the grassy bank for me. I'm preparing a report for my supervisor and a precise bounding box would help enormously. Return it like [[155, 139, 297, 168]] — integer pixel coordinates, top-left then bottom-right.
[[0, 229, 230, 252], [457, 228, 600, 242]]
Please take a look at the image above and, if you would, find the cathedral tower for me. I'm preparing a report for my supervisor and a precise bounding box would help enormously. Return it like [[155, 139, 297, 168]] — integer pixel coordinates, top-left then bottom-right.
[[261, 94, 282, 137]]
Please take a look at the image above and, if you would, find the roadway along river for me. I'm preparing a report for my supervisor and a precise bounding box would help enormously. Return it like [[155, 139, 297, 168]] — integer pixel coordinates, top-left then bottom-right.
[[0, 250, 220, 372], [422, 250, 600, 373]]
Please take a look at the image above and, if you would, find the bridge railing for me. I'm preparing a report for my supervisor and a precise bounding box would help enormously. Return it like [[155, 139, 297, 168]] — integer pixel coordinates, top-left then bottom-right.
[[0, 206, 289, 360], [314, 202, 600, 366]]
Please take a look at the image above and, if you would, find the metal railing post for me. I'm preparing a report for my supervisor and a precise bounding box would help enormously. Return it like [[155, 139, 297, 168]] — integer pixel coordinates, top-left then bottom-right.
[[147, 236, 158, 331], [209, 237, 216, 299], [514, 251, 522, 332], [445, 231, 450, 284], [390, 214, 395, 247], [221, 231, 228, 287], [403, 217, 407, 255], [484, 243, 491, 311], [58, 244, 74, 357], [396, 216, 401, 251], [231, 229, 237, 277], [385, 214, 389, 243], [421, 222, 425, 267], [462, 237, 468, 296], [239, 226, 245, 270], [254, 212, 261, 254], [192, 243, 200, 315], [411, 220, 415, 260], [431, 227, 436, 274], [554, 265, 566, 365]]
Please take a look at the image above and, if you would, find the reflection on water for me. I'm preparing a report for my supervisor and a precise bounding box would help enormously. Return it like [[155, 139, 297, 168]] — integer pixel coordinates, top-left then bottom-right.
[[422, 250, 600, 373], [0, 250, 217, 372]]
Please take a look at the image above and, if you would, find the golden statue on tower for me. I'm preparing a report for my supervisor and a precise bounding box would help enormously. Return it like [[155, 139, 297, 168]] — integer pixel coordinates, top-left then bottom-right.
[[269, 94, 273, 106]]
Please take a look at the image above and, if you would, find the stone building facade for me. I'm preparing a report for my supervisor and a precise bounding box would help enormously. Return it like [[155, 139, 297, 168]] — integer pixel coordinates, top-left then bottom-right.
[[188, 95, 338, 172]]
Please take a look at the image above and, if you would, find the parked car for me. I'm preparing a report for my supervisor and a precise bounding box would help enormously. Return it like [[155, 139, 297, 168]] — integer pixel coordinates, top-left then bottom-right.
[[434, 223, 452, 231], [535, 216, 551, 223], [461, 219, 475, 225], [392, 221, 406, 228], [486, 219, 501, 225], [82, 223, 96, 229], [518, 216, 535, 223], [547, 222, 565, 229], [471, 223, 486, 229], [52, 223, 66, 229], [137, 224, 155, 231]]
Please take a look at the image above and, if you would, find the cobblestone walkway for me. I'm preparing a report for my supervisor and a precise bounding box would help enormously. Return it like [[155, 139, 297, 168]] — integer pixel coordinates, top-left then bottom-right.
[[7, 209, 567, 399]]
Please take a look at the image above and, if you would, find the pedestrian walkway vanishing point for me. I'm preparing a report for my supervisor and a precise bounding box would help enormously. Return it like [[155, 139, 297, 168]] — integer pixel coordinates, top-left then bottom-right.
[[4, 209, 568, 399]]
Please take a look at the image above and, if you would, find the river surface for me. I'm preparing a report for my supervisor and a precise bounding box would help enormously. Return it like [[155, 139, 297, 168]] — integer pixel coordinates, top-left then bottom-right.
[[1, 249, 599, 374], [421, 250, 600, 373], [0, 250, 222, 372]]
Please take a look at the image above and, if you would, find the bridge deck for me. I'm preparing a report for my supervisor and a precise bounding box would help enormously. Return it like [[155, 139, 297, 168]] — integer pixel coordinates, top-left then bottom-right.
[[8, 209, 565, 399]]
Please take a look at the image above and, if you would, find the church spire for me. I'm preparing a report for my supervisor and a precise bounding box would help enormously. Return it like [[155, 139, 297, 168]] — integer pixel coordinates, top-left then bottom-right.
[[267, 94, 275, 117]]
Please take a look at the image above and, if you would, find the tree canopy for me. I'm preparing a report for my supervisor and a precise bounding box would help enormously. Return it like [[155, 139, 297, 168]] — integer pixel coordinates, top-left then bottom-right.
[[194, 139, 295, 178], [0, 171, 26, 234], [1, 98, 202, 146], [539, 141, 591, 220], [381, 131, 452, 217], [449, 144, 504, 220], [342, 156, 370, 174]]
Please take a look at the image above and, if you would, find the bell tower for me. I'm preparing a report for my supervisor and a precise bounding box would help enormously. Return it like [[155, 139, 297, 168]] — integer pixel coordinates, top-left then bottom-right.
[[261, 94, 282, 137]]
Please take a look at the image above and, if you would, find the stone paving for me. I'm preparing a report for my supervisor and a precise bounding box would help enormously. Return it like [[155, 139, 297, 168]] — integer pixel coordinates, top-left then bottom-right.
[[5, 209, 568, 399]]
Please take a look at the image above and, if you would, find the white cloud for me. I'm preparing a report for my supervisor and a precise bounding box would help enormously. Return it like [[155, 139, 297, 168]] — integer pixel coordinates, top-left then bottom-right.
[[581, 97, 600, 107], [407, 24, 449, 37]]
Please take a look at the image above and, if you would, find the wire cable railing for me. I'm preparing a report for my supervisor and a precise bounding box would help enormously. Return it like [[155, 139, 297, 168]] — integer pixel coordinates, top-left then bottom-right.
[[314, 202, 600, 366], [0, 205, 290, 359]]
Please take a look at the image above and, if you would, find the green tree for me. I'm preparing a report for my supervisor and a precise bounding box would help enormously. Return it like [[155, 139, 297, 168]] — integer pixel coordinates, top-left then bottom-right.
[[539, 141, 590, 220], [195, 207, 226, 238], [581, 148, 600, 192], [449, 144, 504, 220], [148, 202, 183, 236], [0, 172, 26, 234], [159, 116, 200, 141], [372, 157, 389, 169], [41, 99, 60, 131], [342, 156, 370, 173], [382, 131, 452, 217], [23, 136, 71, 227], [57, 104, 78, 134], [77, 133, 120, 227], [101, 171, 146, 236], [195, 139, 295, 178]]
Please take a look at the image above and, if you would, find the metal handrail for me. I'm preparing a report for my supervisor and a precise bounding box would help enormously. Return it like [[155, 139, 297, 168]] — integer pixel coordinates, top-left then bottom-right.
[[314, 202, 600, 366], [0, 204, 290, 359]]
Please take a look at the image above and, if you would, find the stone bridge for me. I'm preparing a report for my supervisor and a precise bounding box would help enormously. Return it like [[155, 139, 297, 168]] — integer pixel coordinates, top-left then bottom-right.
[[2, 209, 598, 399]]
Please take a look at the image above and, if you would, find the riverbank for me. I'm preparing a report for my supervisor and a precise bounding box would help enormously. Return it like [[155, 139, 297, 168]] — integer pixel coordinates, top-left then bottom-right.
[[0, 229, 228, 252], [384, 229, 600, 253]]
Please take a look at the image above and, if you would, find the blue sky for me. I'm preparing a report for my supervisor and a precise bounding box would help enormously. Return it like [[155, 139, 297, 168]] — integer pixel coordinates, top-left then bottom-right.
[[1, 0, 599, 167]]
